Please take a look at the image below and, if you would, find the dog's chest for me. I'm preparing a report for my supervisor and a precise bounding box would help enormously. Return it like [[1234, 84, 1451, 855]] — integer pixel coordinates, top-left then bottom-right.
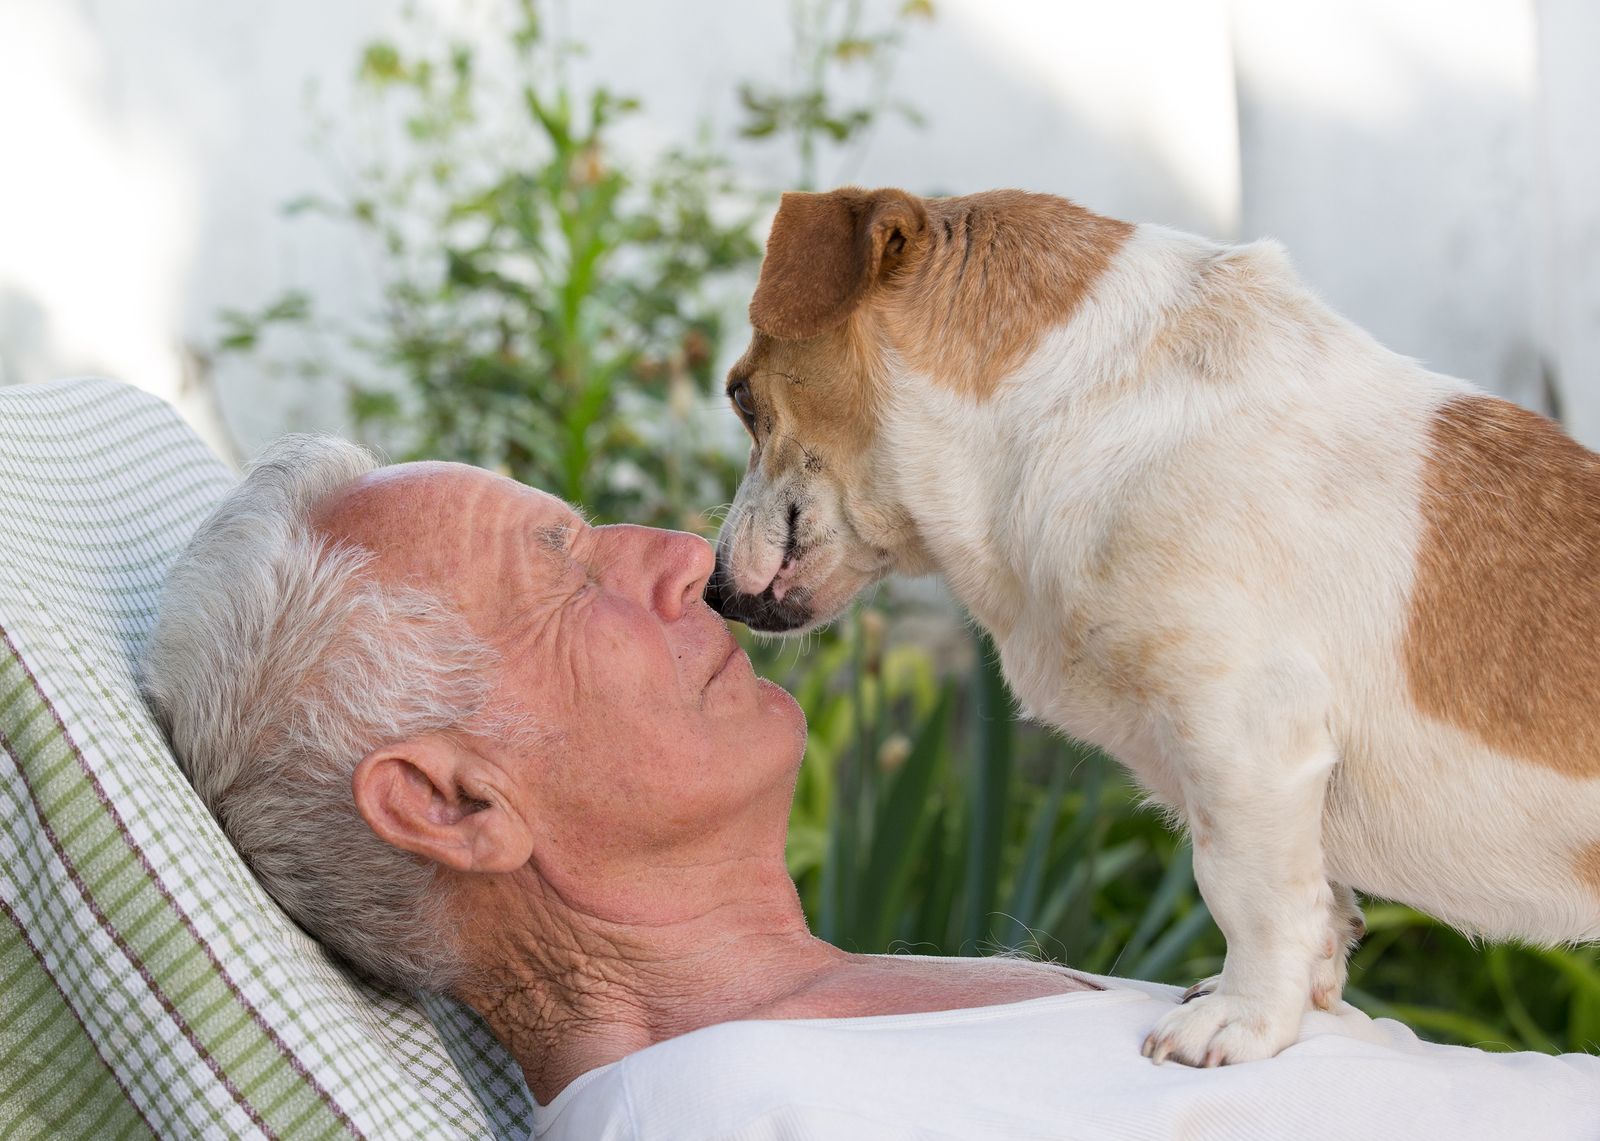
[[995, 604, 1181, 786], [893, 407, 1182, 780]]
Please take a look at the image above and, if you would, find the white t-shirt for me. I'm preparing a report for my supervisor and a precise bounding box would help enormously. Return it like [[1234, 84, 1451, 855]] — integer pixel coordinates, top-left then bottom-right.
[[529, 968, 1600, 1140]]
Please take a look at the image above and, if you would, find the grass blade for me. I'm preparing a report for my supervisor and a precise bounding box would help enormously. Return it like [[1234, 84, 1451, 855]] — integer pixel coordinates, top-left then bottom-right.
[[960, 631, 1013, 950]]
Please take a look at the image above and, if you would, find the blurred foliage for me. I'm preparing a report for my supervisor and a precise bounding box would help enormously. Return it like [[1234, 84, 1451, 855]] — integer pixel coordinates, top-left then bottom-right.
[[219, 0, 1595, 1060], [776, 620, 1221, 981], [216, 0, 935, 527], [739, 0, 935, 189], [218, 0, 762, 527]]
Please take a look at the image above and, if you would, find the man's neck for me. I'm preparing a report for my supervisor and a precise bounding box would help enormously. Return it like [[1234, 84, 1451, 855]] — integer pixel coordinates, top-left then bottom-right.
[[454, 859, 844, 1103]]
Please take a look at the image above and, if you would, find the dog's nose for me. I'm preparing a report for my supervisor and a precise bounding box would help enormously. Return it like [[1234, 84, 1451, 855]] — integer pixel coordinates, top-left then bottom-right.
[[703, 555, 812, 632], [703, 557, 733, 617]]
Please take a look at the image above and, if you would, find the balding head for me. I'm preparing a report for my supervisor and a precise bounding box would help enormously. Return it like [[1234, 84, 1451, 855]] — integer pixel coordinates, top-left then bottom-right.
[[311, 461, 476, 553]]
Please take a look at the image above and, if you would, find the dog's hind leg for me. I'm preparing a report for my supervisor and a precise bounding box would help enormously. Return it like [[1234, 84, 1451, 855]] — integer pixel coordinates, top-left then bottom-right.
[[1141, 654, 1338, 1067], [1311, 881, 1365, 1011]]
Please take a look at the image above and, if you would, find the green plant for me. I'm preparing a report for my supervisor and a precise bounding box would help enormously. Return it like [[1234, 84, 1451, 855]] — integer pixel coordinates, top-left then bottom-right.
[[218, 0, 761, 527], [739, 0, 935, 190], [776, 621, 1221, 978]]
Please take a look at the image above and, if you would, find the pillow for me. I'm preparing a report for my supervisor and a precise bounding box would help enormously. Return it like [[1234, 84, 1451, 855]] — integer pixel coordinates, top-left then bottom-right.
[[0, 378, 534, 1139]]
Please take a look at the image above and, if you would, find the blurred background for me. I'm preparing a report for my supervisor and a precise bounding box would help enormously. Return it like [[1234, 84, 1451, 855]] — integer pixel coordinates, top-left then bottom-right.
[[3, 0, 1598, 1054]]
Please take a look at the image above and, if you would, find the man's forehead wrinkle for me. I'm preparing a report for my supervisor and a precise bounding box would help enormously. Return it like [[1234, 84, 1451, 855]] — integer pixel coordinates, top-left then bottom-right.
[[308, 465, 491, 589], [309, 466, 590, 629]]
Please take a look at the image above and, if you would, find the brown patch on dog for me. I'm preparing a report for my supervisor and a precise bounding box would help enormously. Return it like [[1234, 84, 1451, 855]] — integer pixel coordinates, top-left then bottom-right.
[[886, 191, 1132, 400], [727, 317, 887, 476], [1576, 841, 1600, 902], [748, 187, 1132, 402], [1405, 396, 1600, 777], [749, 189, 928, 340]]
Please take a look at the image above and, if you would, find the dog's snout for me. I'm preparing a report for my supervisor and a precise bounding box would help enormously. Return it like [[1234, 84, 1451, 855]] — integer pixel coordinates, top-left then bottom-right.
[[704, 555, 812, 632]]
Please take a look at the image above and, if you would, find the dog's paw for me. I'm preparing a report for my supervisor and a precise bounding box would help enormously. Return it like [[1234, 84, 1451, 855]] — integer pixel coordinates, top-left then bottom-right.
[[1140, 992, 1300, 1067], [1309, 948, 1347, 1011], [1311, 887, 1365, 1011], [1310, 924, 1355, 1011]]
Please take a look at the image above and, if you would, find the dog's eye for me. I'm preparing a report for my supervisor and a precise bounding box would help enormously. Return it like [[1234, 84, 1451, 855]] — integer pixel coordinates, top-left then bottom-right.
[[729, 381, 756, 421]]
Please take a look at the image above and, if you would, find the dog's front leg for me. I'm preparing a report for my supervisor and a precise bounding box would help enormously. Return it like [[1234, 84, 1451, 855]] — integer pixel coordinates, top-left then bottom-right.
[[1182, 879, 1363, 1010], [1141, 664, 1337, 1067]]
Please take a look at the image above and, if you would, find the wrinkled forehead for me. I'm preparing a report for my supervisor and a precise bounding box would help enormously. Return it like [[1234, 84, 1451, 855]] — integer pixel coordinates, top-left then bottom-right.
[[310, 461, 577, 605]]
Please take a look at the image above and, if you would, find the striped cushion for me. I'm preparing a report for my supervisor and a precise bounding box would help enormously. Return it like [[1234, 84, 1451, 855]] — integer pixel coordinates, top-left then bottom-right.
[[0, 379, 534, 1140]]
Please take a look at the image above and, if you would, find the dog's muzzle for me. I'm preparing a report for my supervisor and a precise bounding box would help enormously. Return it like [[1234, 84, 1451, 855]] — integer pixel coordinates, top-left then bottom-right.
[[704, 557, 813, 633]]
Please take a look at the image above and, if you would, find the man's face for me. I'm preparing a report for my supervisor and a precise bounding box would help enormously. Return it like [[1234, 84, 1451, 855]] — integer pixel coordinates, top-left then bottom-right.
[[314, 463, 807, 878]]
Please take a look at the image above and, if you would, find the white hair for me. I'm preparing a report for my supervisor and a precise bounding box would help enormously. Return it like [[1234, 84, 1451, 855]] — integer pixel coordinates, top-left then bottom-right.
[[140, 434, 499, 992]]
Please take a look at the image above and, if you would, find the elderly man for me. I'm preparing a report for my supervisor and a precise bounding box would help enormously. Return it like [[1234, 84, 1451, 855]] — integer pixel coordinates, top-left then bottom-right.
[[140, 436, 1599, 1140]]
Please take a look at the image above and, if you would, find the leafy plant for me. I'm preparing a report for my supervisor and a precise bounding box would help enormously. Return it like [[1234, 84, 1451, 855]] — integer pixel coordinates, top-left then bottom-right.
[[218, 0, 761, 528], [777, 621, 1221, 979], [739, 0, 935, 190]]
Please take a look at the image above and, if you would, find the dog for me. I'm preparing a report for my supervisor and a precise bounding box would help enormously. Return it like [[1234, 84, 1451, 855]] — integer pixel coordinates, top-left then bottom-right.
[[704, 186, 1600, 1067]]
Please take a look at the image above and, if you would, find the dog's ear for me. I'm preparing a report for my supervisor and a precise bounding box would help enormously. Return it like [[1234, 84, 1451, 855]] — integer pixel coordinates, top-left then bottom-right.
[[750, 188, 927, 340]]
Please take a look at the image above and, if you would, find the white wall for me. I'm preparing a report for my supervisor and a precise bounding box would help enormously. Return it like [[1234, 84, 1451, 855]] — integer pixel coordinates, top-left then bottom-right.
[[2, 0, 1598, 454], [0, 0, 415, 459], [1232, 0, 1550, 414], [1536, 0, 1600, 445]]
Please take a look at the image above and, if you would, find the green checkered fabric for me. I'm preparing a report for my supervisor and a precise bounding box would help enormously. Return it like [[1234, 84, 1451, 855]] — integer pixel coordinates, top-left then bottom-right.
[[0, 379, 535, 1140]]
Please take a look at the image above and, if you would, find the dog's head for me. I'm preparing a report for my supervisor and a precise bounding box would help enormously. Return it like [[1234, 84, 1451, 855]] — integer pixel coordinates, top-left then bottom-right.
[[707, 186, 1132, 632], [705, 187, 935, 633]]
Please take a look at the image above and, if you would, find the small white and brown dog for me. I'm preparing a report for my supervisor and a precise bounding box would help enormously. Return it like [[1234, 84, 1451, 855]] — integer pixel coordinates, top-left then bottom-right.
[[705, 186, 1600, 1067]]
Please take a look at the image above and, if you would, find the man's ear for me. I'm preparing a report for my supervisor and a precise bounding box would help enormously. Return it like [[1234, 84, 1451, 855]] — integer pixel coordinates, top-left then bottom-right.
[[351, 735, 533, 875], [749, 187, 928, 340]]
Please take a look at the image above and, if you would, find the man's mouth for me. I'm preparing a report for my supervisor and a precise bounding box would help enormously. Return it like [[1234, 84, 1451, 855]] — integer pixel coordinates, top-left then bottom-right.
[[708, 641, 741, 686]]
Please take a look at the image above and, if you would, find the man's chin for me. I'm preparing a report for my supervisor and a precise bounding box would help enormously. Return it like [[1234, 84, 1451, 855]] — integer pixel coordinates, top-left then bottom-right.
[[756, 677, 809, 755]]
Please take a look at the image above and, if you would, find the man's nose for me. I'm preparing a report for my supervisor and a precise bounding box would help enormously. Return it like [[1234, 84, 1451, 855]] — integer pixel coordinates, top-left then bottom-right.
[[649, 529, 715, 621]]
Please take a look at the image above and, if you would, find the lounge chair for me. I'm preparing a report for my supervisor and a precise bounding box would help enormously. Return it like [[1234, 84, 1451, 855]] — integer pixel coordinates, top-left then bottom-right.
[[0, 378, 534, 1139]]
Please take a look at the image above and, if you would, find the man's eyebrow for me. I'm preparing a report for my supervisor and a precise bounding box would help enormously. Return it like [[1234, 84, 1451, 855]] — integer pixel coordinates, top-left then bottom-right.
[[532, 506, 595, 558], [534, 521, 572, 558]]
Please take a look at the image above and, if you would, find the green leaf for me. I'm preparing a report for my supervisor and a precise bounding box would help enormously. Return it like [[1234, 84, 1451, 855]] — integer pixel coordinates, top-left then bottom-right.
[[739, 116, 780, 140], [281, 194, 330, 217], [358, 41, 405, 85], [833, 37, 877, 62], [348, 387, 403, 424], [1120, 842, 1196, 967], [998, 768, 1068, 948], [857, 687, 955, 947], [961, 631, 1013, 948], [1129, 902, 1215, 981]]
